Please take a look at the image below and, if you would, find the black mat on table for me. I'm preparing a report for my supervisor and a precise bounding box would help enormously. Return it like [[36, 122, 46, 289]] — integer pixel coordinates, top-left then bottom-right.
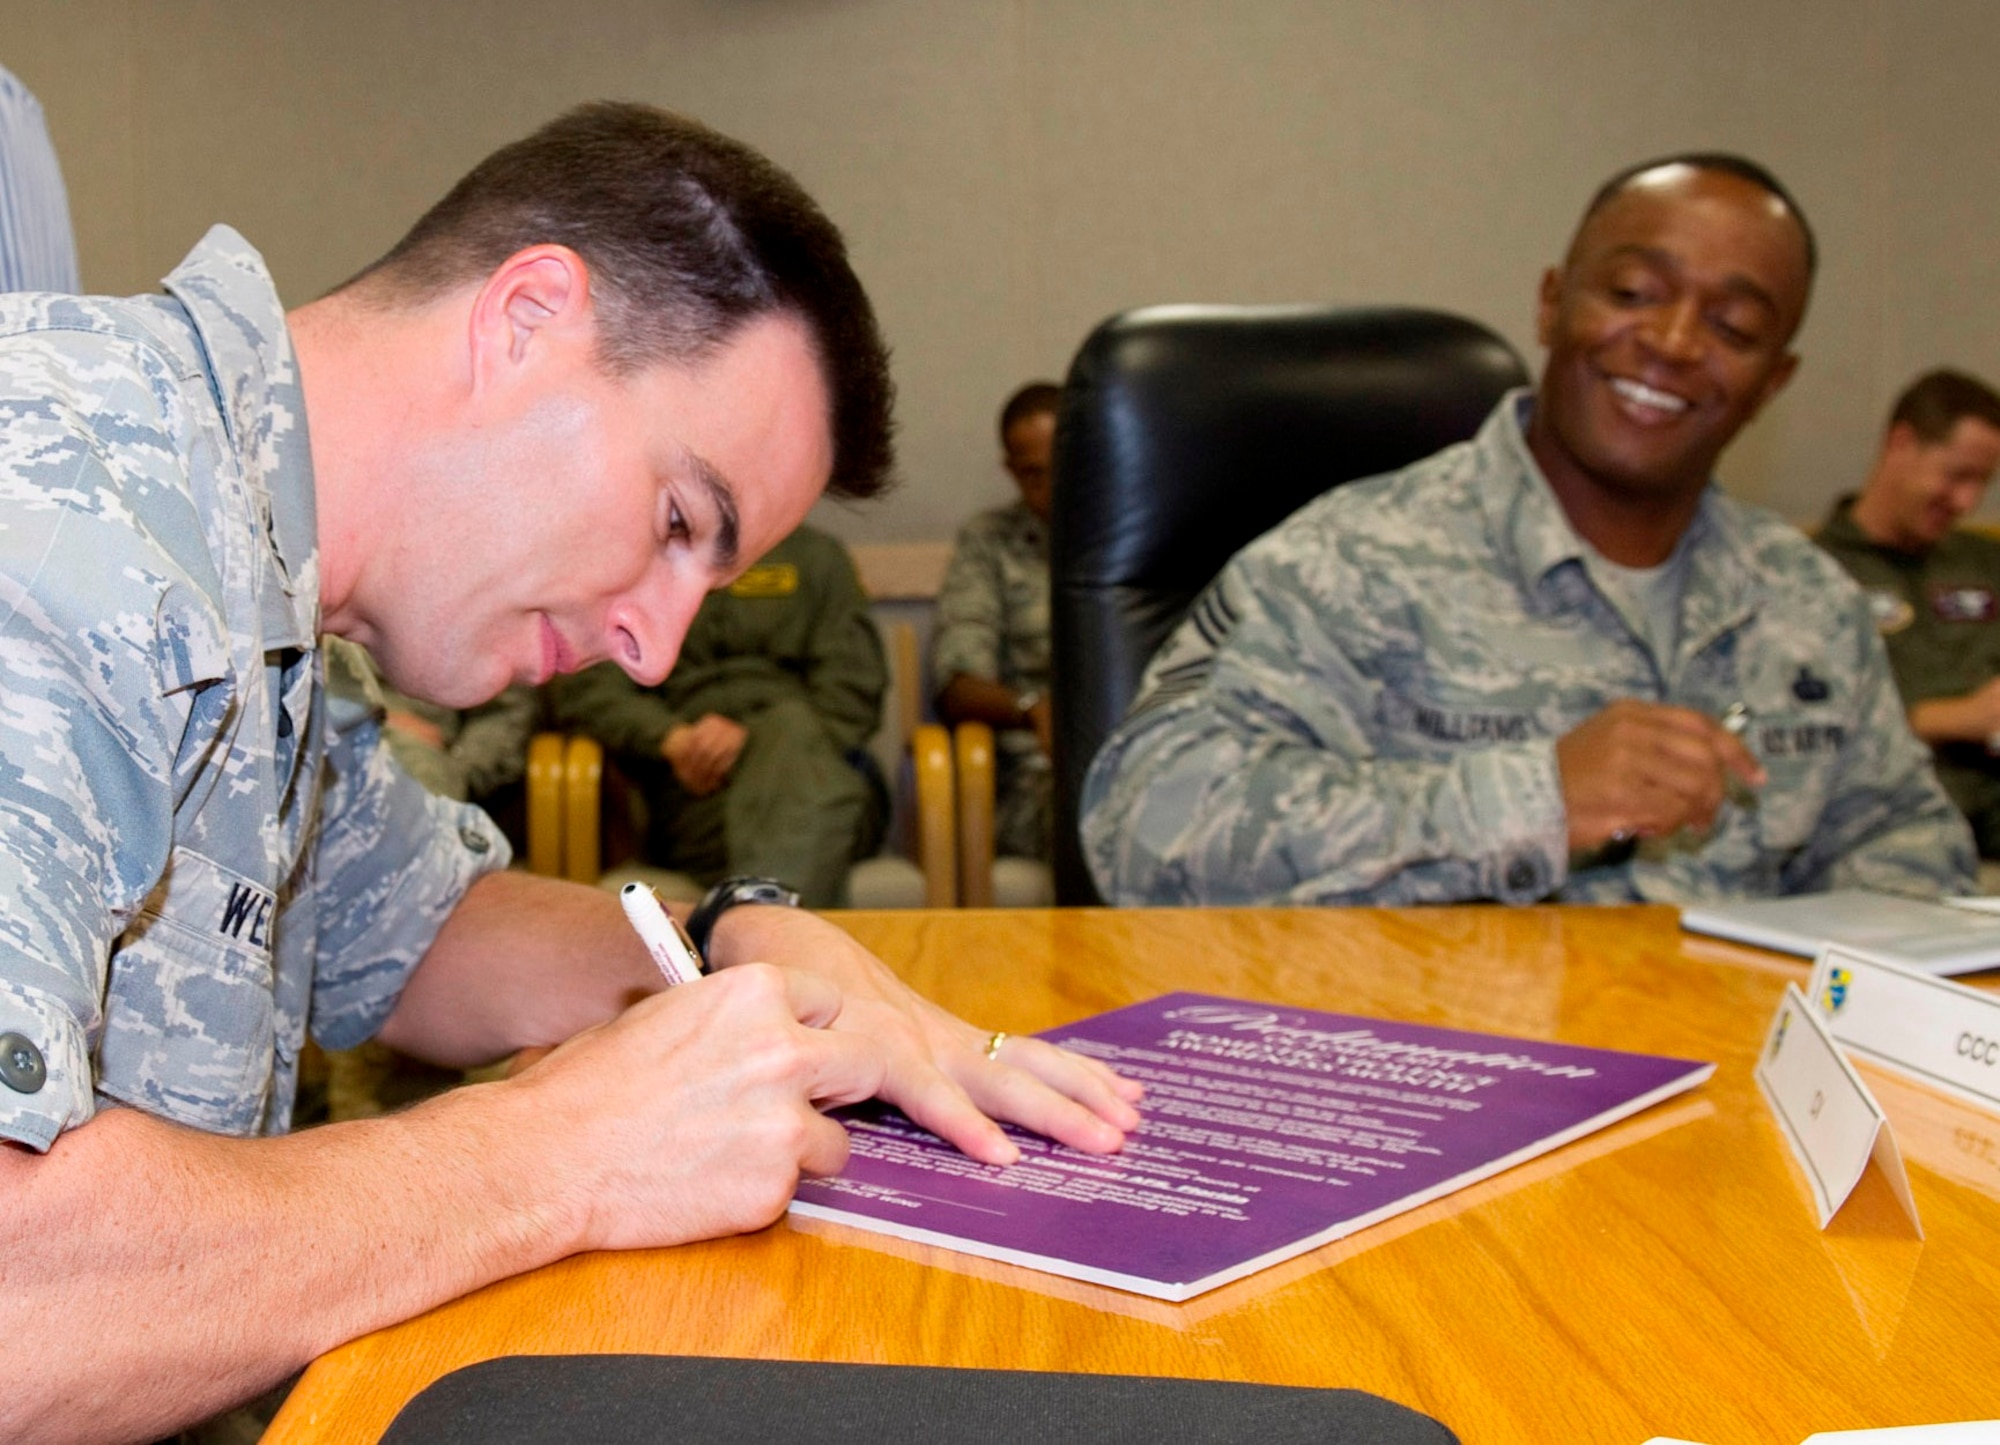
[[378, 1354, 1459, 1444]]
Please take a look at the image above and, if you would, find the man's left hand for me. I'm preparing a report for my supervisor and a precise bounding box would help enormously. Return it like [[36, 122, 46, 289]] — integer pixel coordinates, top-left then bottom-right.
[[704, 905, 1144, 1163]]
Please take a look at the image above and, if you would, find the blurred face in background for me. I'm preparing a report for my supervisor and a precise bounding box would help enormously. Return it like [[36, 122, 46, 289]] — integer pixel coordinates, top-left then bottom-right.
[[1864, 416, 2000, 551], [1003, 408, 1056, 523]]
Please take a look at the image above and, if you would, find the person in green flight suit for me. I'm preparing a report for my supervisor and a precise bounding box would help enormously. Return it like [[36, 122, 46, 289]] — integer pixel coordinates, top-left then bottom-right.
[[551, 523, 887, 906], [1814, 369, 2000, 855]]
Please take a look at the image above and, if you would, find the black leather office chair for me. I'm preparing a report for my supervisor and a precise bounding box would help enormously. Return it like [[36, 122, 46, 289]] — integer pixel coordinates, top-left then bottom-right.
[[1049, 304, 1530, 904]]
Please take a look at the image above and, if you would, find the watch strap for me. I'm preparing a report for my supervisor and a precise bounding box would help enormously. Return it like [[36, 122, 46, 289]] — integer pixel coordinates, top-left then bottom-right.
[[685, 875, 803, 963]]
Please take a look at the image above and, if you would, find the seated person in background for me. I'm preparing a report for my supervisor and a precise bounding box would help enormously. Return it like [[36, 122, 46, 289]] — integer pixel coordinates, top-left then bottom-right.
[[552, 523, 887, 906], [932, 381, 1059, 860], [1814, 370, 2000, 854], [1083, 152, 1975, 907], [0, 62, 79, 293]]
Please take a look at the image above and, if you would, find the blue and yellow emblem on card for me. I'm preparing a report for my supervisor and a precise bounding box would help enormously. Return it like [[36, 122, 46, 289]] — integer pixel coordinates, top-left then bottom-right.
[[1819, 965, 1851, 1017]]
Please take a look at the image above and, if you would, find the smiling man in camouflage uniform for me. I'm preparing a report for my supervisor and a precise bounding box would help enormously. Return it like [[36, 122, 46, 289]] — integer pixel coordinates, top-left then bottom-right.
[[1083, 153, 1974, 907], [0, 104, 1138, 1443]]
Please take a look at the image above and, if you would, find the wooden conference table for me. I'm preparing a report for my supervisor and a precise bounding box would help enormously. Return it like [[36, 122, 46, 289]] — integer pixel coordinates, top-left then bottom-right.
[[267, 905, 2000, 1444]]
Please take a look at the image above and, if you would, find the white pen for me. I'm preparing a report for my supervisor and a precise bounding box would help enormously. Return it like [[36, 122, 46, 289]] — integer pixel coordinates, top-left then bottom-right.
[[619, 881, 705, 987]]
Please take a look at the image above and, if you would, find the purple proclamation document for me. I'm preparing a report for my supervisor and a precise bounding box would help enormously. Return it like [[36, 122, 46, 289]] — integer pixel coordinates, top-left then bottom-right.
[[789, 993, 1713, 1300]]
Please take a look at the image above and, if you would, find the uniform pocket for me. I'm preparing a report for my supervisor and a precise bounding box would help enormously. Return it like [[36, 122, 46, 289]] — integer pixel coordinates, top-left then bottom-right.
[[96, 848, 277, 1135]]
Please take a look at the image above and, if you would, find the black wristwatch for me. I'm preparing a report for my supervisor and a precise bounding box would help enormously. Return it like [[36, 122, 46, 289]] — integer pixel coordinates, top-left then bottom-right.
[[685, 875, 803, 964]]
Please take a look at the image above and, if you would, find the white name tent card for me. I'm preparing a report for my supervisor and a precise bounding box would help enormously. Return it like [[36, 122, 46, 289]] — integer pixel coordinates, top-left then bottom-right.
[[1807, 946, 2000, 1116], [1754, 984, 1921, 1234]]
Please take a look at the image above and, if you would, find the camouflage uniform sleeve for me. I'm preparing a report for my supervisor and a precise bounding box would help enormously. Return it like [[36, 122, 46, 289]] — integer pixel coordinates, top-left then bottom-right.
[[1080, 549, 1568, 907], [547, 662, 680, 758], [799, 536, 886, 753], [300, 657, 512, 1051], [451, 685, 538, 798], [0, 382, 223, 1149], [931, 515, 1007, 688], [1783, 589, 1977, 897]]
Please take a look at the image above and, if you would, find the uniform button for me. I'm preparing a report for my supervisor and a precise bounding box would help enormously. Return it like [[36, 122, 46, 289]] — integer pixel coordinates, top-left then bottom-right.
[[1504, 857, 1541, 895], [459, 826, 491, 855], [0, 1033, 47, 1095]]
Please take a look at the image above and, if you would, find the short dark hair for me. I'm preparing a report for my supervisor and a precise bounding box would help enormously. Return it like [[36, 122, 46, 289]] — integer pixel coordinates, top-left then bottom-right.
[[1889, 369, 2000, 444], [344, 102, 894, 500], [998, 381, 1061, 445], [1579, 151, 1818, 280]]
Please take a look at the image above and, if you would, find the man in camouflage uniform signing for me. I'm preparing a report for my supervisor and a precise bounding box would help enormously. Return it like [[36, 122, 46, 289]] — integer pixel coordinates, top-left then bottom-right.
[[552, 523, 887, 907], [1083, 153, 1974, 907], [1814, 370, 2000, 855], [0, 104, 1139, 1443]]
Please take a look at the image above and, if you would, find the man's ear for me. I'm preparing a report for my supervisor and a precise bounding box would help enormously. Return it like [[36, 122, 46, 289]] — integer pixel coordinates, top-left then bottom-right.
[[1534, 267, 1563, 349], [1882, 420, 1922, 460], [466, 245, 594, 393], [1747, 350, 1801, 422]]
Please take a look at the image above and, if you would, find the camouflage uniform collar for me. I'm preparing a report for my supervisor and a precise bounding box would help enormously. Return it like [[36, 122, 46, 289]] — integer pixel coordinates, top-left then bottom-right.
[[1485, 388, 1751, 637], [1484, 389, 1593, 607], [162, 225, 318, 652]]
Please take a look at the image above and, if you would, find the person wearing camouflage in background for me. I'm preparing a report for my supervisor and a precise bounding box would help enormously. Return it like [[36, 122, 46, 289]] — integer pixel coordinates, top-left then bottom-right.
[[932, 381, 1059, 860], [1083, 153, 1976, 908], [550, 524, 887, 907], [0, 104, 1139, 1445]]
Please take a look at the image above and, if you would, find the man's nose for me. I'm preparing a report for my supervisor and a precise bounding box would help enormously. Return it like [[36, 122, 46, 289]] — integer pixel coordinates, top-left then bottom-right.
[[612, 576, 706, 687], [1948, 479, 1989, 520], [1641, 298, 1704, 365]]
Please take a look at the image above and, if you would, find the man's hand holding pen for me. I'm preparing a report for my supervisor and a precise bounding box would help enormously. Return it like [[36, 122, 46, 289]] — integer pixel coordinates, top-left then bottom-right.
[[1557, 698, 1766, 853]]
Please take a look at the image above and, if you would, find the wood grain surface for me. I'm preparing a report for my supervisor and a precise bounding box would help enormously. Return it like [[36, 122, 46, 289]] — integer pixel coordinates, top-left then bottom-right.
[[265, 906, 2000, 1444]]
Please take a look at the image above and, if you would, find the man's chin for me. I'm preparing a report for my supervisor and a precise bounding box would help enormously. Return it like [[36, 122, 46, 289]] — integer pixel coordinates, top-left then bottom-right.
[[372, 654, 509, 711]]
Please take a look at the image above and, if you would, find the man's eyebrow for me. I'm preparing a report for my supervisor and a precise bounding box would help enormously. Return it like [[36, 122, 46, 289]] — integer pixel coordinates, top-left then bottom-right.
[[688, 453, 741, 570], [1607, 244, 1782, 316]]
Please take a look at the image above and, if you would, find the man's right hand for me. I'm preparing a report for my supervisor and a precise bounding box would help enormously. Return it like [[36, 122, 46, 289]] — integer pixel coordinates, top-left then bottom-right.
[[1555, 699, 1767, 853], [511, 961, 886, 1252], [661, 714, 749, 796]]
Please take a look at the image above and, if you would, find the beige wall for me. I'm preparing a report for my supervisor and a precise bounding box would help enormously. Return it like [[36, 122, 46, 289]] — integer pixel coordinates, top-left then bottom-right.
[[4, 0, 1997, 544]]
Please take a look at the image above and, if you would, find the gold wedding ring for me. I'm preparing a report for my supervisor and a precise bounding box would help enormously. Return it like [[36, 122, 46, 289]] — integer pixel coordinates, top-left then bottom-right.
[[984, 1030, 1008, 1062]]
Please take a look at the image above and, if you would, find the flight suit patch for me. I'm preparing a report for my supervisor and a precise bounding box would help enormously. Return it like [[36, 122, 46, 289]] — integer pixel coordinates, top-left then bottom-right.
[[729, 563, 800, 599], [1929, 584, 1997, 623]]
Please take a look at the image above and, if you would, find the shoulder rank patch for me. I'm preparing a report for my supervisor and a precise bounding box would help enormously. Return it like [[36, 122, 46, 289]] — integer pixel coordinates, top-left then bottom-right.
[[729, 562, 800, 598]]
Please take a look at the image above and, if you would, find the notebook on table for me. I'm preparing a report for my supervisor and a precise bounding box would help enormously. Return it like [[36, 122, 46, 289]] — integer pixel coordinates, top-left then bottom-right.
[[1679, 888, 2000, 975]]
